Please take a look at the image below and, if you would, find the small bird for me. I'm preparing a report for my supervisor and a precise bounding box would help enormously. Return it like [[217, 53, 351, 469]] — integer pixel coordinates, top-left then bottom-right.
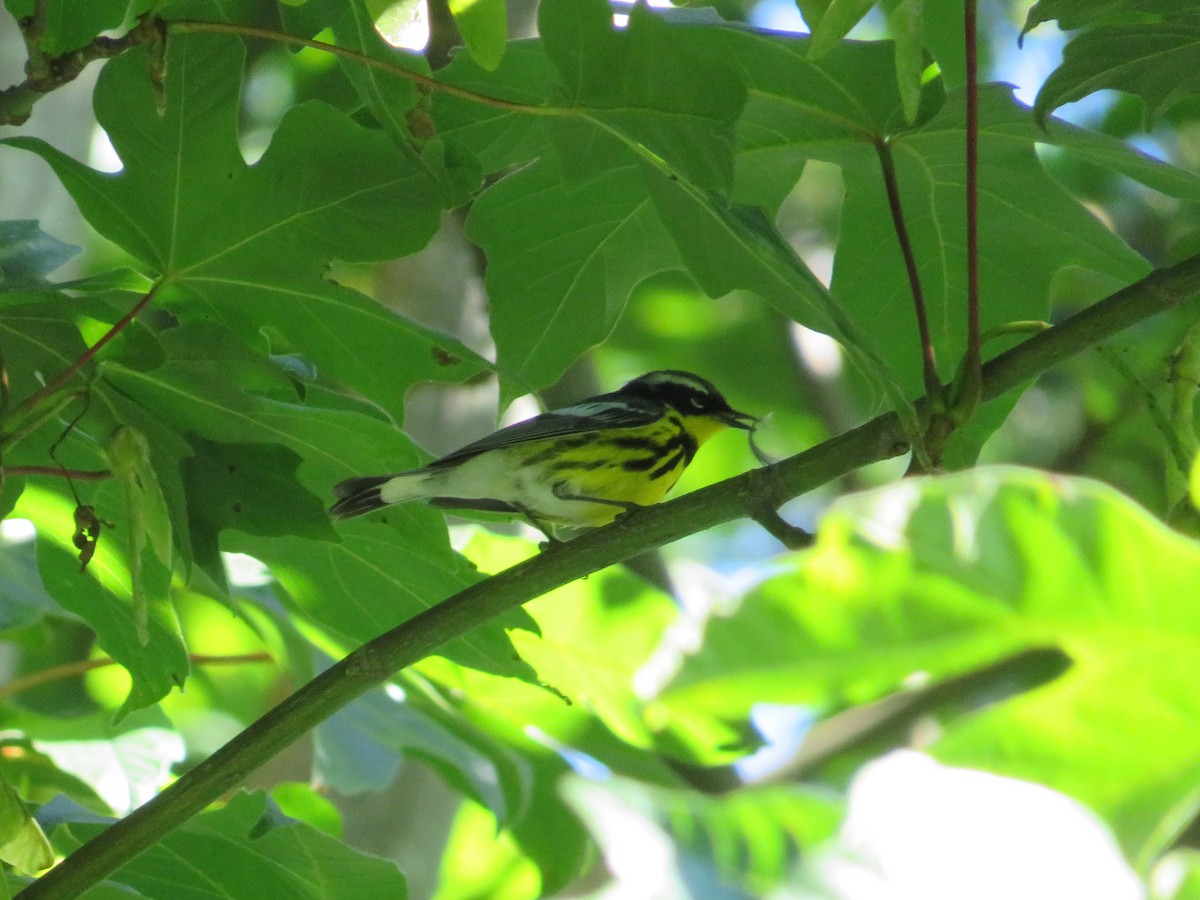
[[330, 370, 756, 538]]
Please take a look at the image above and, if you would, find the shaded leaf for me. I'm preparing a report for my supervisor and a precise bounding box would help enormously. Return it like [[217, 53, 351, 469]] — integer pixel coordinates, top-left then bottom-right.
[[1022, 0, 1197, 36], [0, 220, 79, 287], [466, 158, 679, 389], [1034, 22, 1200, 126], [55, 790, 408, 898], [101, 349, 536, 678], [314, 672, 530, 824], [539, 0, 743, 192]]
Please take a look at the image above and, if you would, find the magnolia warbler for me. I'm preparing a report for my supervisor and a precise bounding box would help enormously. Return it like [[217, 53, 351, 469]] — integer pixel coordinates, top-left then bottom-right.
[[330, 370, 756, 538]]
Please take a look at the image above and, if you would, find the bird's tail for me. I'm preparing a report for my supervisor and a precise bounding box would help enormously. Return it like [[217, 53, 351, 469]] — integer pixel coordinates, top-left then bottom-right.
[[329, 471, 427, 519]]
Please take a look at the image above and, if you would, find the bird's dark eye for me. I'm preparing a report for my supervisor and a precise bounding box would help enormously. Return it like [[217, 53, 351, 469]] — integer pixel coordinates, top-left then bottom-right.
[[688, 396, 705, 411]]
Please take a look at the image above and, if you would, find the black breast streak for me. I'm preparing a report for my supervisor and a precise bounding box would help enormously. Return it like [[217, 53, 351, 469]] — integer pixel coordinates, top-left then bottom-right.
[[680, 429, 698, 464], [649, 447, 684, 480], [603, 435, 664, 452], [551, 458, 607, 472], [520, 435, 593, 467], [620, 454, 661, 472]]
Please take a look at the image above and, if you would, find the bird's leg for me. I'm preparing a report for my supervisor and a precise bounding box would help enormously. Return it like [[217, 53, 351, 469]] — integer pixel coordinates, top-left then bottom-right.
[[513, 503, 561, 544]]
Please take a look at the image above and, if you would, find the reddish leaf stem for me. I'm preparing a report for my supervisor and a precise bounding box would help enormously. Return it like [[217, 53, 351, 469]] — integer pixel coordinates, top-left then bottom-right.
[[0, 653, 274, 702], [875, 137, 940, 403], [14, 281, 163, 418], [5, 466, 111, 481], [964, 0, 981, 386], [167, 20, 553, 114]]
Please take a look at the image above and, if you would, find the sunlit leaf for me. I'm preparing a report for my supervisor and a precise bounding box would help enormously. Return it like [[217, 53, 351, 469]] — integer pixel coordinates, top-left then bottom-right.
[[664, 468, 1200, 862], [0, 765, 53, 875]]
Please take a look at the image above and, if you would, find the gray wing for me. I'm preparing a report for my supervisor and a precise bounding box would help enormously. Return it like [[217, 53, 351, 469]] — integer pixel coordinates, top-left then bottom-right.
[[427, 394, 661, 467]]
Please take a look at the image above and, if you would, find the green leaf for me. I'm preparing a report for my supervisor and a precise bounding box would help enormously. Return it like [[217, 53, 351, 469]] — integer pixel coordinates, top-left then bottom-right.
[[449, 0, 508, 70], [0, 299, 88, 409], [105, 424, 173, 646], [453, 529, 750, 767], [465, 158, 680, 390], [0, 530, 57, 629], [0, 220, 79, 287], [2, 33, 485, 420], [21, 486, 189, 718], [538, 0, 744, 192], [1191, 452, 1200, 510], [794, 0, 832, 29], [99, 339, 536, 678], [0, 765, 53, 876], [2, 0, 154, 55], [919, 0, 967, 87], [181, 437, 338, 591], [56, 790, 408, 898], [434, 41, 553, 173], [11, 707, 184, 817], [806, 0, 878, 59], [270, 783, 343, 839], [0, 730, 108, 815], [1022, 0, 1197, 36], [884, 0, 925, 123], [313, 676, 530, 823], [664, 467, 1200, 863], [433, 800, 540, 900], [831, 87, 1149, 401], [1034, 22, 1200, 126], [681, 32, 910, 213], [283, 0, 479, 206]]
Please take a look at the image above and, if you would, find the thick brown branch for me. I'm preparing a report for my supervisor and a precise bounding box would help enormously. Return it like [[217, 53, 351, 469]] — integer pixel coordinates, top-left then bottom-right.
[[18, 253, 1200, 900]]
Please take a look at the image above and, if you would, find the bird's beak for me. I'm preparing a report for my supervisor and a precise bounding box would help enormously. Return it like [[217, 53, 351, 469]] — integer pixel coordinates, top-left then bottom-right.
[[722, 409, 758, 431]]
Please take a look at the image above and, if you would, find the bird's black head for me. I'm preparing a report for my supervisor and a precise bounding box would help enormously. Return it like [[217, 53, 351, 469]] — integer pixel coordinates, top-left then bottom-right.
[[619, 370, 756, 431]]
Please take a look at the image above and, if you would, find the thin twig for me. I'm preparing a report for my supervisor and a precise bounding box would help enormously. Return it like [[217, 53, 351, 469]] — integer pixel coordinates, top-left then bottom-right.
[[167, 20, 557, 115], [750, 506, 814, 550], [0, 653, 274, 702]]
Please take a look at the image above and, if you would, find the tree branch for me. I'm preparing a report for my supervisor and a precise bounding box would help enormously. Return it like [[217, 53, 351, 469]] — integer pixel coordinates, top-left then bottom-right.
[[19, 252, 1200, 900], [0, 15, 163, 126]]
